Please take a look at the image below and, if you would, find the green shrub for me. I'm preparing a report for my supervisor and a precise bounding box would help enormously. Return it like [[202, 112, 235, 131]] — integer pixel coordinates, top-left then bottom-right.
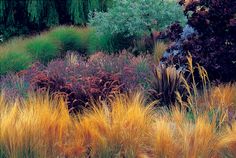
[[48, 26, 82, 56], [89, 0, 186, 53], [26, 36, 60, 63], [0, 51, 32, 75], [89, 0, 186, 39]]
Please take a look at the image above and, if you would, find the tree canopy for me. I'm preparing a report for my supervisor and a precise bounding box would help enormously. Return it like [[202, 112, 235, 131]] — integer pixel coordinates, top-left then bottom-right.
[[0, 0, 112, 40]]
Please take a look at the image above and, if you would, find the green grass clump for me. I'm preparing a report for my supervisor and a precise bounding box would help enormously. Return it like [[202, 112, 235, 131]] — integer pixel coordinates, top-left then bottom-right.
[[0, 51, 32, 75], [87, 30, 114, 55], [48, 26, 82, 56], [26, 35, 60, 64], [0, 26, 111, 75], [76, 27, 92, 52]]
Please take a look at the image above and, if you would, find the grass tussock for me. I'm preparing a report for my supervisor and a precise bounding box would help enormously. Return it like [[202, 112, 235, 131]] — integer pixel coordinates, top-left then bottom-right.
[[48, 26, 82, 55], [77, 93, 154, 158], [151, 110, 218, 158], [0, 94, 72, 158], [0, 89, 236, 157], [0, 26, 104, 75], [26, 35, 60, 64], [153, 42, 168, 64]]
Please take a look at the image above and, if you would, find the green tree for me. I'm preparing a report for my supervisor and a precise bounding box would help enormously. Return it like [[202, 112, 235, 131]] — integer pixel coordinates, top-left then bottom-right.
[[0, 0, 111, 41]]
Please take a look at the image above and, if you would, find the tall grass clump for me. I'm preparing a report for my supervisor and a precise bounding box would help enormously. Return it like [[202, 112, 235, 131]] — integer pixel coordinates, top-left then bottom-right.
[[26, 35, 60, 64], [55, 91, 236, 158], [218, 122, 236, 157], [0, 37, 32, 75], [48, 26, 82, 56], [0, 75, 29, 101], [153, 108, 221, 158], [0, 51, 32, 75], [0, 90, 236, 157], [208, 84, 236, 110], [69, 93, 155, 157], [149, 65, 184, 107], [153, 42, 168, 64], [76, 27, 93, 53], [0, 26, 106, 75], [0, 93, 73, 158], [87, 29, 114, 54]]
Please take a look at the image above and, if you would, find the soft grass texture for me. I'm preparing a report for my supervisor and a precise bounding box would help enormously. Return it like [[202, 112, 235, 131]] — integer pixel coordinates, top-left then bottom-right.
[[48, 26, 82, 56], [0, 51, 32, 75], [153, 42, 168, 64], [0, 90, 236, 157], [0, 38, 32, 75], [26, 35, 60, 63], [87, 30, 114, 54], [0, 94, 73, 158], [0, 26, 106, 75]]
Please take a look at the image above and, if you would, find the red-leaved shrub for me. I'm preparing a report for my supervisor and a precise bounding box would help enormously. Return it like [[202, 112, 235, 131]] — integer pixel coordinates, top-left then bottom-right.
[[1, 51, 153, 111], [161, 0, 236, 82]]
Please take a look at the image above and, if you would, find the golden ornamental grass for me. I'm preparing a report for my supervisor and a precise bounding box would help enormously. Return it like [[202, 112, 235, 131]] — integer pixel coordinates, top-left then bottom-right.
[[0, 89, 236, 157]]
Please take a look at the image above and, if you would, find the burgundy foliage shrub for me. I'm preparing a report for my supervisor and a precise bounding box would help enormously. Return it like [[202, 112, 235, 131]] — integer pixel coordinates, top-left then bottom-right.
[[161, 0, 236, 82], [1, 52, 153, 111], [29, 68, 123, 112]]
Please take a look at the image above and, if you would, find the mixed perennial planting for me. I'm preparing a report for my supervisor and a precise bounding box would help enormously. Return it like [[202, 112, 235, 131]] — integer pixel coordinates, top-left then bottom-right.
[[0, 0, 235, 157]]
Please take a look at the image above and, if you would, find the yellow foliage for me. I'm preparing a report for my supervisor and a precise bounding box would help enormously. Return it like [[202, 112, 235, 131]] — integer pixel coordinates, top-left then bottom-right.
[[153, 42, 168, 64], [0, 94, 73, 158], [0, 91, 235, 157], [74, 93, 155, 157]]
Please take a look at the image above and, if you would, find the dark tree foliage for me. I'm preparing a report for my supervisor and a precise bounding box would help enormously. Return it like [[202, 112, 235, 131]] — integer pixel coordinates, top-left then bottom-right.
[[0, 0, 112, 40], [162, 0, 236, 82]]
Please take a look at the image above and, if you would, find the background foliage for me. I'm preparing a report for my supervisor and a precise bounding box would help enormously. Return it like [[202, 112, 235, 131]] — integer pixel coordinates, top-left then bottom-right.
[[0, 26, 111, 75], [89, 0, 186, 52], [0, 0, 112, 41], [89, 0, 186, 37]]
